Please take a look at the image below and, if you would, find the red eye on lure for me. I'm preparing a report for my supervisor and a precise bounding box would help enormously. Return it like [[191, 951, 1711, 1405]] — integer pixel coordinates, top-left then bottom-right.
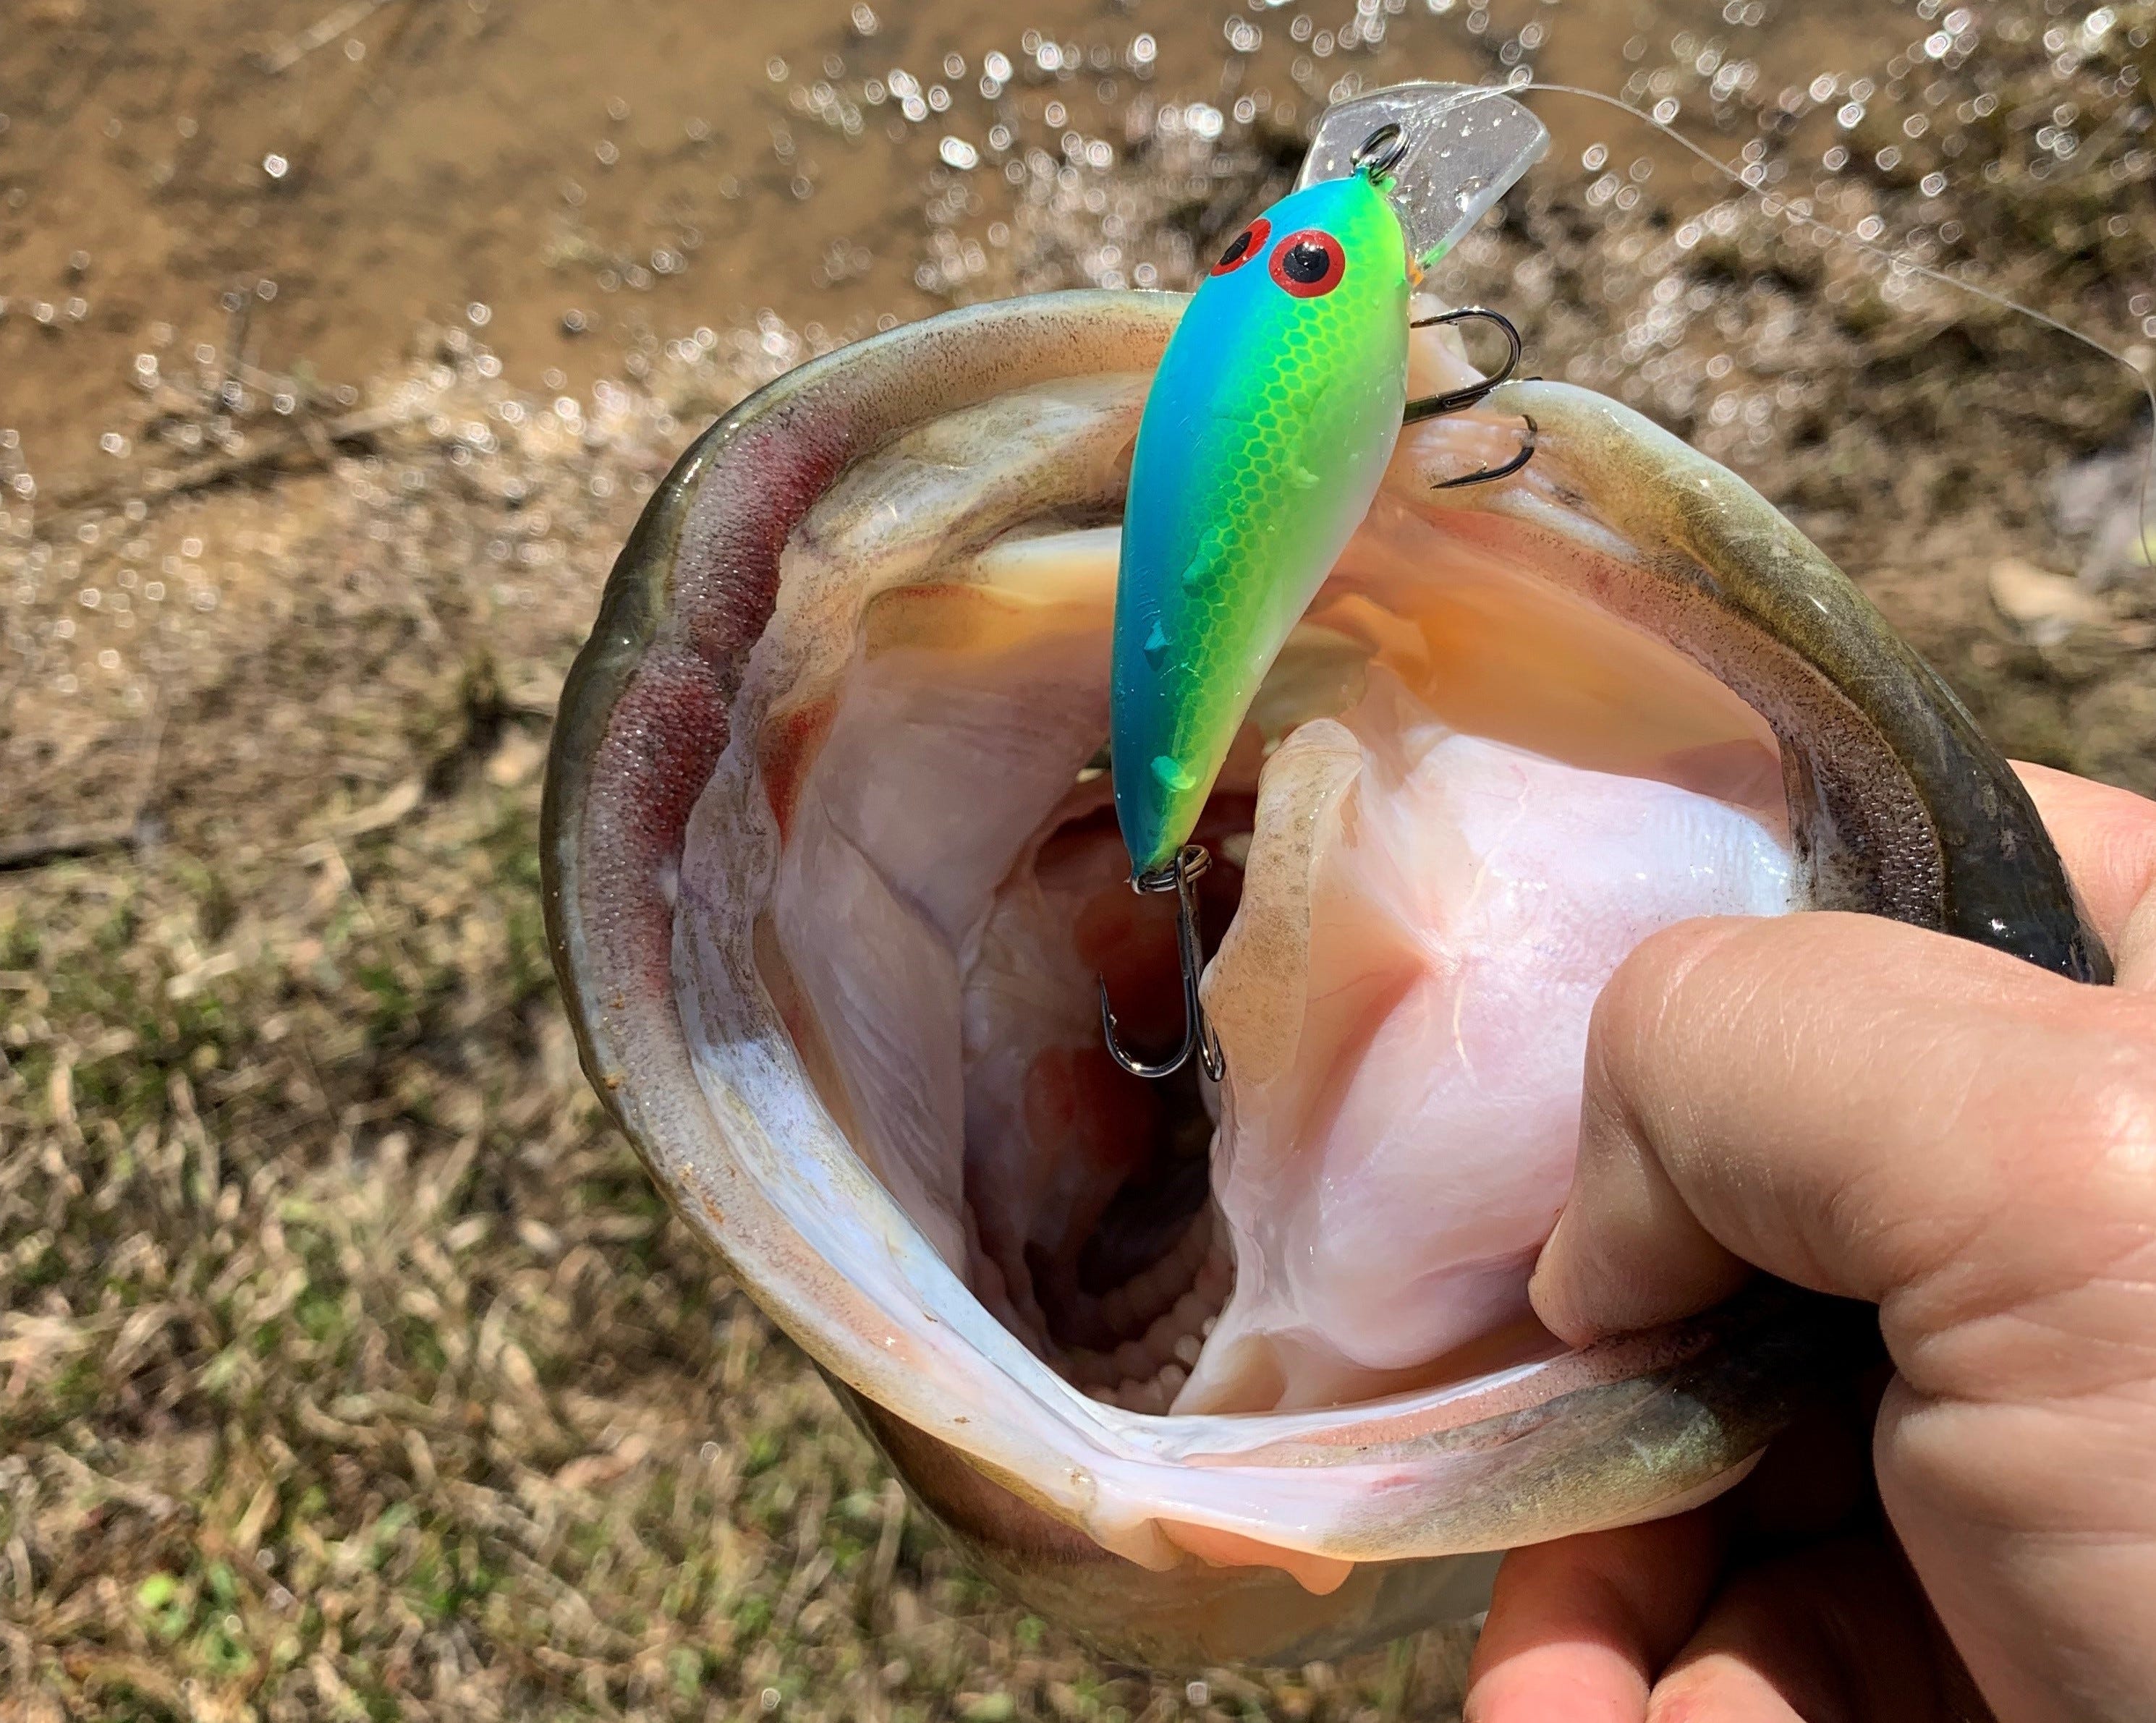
[[1268, 230, 1347, 298], [1212, 217, 1271, 276]]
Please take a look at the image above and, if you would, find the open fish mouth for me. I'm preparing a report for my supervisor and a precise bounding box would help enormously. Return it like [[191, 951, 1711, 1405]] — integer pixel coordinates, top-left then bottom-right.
[[542, 290, 2101, 1667]]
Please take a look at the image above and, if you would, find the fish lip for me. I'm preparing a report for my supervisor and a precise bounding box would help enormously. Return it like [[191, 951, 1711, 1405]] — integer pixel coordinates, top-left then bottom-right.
[[1458, 376, 2108, 984], [540, 292, 2103, 1624], [540, 291, 1210, 1496], [541, 291, 1187, 1148]]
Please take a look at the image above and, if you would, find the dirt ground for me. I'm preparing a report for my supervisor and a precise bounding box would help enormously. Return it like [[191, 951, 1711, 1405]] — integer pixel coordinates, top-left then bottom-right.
[[1, 0, 2152, 1719]]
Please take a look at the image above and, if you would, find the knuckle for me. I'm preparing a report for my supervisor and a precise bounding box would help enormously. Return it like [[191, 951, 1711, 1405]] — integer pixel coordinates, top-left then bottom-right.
[[1594, 917, 1737, 1039], [2043, 1024, 2156, 1172]]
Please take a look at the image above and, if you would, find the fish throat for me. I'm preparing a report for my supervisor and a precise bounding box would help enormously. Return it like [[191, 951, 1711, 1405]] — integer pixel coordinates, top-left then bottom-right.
[[752, 357, 1805, 1420]]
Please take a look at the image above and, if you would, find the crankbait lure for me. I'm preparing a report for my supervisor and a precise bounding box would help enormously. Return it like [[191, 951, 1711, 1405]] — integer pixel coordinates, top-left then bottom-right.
[[1100, 85, 1550, 1079]]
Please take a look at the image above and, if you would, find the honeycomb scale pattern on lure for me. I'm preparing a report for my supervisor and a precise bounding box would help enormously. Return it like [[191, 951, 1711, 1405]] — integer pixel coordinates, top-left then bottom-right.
[[1111, 171, 1412, 876]]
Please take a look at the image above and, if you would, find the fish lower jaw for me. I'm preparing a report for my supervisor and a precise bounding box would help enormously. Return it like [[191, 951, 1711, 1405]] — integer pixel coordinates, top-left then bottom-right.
[[964, 1201, 1234, 1415]]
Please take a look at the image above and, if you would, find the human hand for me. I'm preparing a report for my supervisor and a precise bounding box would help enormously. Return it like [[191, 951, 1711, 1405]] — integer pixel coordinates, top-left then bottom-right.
[[1464, 763, 2156, 1723]]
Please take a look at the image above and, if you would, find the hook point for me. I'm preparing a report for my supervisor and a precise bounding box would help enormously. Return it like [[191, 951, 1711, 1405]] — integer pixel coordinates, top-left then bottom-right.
[[1098, 843, 1226, 1082], [1432, 412, 1537, 491]]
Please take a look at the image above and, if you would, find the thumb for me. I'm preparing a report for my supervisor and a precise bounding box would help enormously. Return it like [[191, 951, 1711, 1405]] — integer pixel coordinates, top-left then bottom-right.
[[1529, 911, 2156, 1376]]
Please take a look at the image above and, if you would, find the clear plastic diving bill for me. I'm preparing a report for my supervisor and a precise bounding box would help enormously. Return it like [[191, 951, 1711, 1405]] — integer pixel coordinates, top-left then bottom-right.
[[1299, 82, 1550, 272]]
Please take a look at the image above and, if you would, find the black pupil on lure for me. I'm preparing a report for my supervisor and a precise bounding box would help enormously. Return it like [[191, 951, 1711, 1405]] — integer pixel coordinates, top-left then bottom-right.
[[1281, 240, 1330, 284], [1211, 216, 1270, 277]]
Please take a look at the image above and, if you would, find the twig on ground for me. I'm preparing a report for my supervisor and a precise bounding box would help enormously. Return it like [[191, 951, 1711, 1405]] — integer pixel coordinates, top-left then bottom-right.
[[0, 691, 166, 872], [43, 402, 417, 519], [260, 0, 394, 73], [0, 819, 145, 872]]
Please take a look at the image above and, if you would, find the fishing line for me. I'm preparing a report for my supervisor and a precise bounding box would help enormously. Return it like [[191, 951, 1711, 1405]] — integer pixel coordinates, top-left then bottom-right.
[[1443, 78, 2156, 566]]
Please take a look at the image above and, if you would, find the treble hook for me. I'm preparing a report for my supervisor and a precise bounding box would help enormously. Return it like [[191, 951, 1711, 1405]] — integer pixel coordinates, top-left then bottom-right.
[[1098, 843, 1226, 1082], [1404, 306, 1523, 420], [1403, 306, 1536, 489]]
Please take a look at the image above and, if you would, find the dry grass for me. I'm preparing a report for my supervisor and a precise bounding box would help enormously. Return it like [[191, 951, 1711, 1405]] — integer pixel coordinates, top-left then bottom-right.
[[0, 339, 1475, 1722]]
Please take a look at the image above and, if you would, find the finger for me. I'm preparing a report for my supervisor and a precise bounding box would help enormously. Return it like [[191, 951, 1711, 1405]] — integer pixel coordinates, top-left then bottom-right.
[[1532, 915, 1759, 1345], [1529, 911, 2156, 1366], [1532, 765, 2156, 1345], [1873, 1374, 2156, 1723], [1646, 1536, 1959, 1723], [1465, 1513, 1721, 1723], [2013, 762, 2156, 988]]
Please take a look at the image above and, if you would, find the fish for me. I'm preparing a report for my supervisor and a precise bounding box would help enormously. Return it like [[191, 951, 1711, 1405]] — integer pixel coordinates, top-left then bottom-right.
[[540, 286, 2108, 1669]]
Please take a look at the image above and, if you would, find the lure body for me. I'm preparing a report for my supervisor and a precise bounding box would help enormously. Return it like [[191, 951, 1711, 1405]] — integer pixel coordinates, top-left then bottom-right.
[[1110, 173, 1412, 877]]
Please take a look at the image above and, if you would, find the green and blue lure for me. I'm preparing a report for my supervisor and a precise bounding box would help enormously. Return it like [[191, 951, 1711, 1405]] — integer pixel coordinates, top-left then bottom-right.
[[1101, 85, 1549, 1078]]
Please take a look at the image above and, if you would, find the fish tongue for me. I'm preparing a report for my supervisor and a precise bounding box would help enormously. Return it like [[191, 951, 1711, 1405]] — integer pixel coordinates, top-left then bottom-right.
[[1181, 671, 1795, 1416]]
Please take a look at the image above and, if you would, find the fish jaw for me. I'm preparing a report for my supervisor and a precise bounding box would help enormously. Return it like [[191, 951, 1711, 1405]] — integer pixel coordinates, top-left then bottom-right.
[[1111, 174, 1410, 876], [544, 290, 2101, 1669]]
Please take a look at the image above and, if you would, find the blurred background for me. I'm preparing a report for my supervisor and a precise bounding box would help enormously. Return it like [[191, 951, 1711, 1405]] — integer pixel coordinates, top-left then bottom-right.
[[0, 1, 2150, 1719]]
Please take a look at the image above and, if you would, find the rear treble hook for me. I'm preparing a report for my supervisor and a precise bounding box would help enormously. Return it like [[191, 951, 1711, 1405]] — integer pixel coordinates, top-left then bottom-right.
[[1098, 843, 1226, 1083], [1403, 306, 1537, 490]]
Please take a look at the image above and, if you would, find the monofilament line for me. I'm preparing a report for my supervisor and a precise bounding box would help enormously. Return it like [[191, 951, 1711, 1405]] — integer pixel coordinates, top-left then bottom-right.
[[1437, 80, 2156, 569]]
